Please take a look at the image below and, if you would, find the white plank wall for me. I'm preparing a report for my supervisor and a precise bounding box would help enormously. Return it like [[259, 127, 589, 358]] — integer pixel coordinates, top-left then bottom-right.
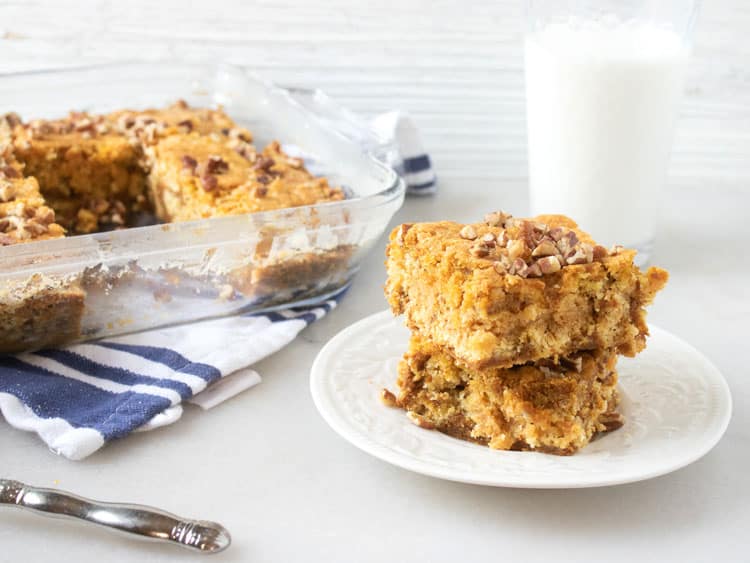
[[0, 0, 748, 186]]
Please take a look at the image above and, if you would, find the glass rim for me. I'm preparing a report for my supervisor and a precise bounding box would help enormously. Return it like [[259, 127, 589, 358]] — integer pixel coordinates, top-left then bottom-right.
[[525, 0, 701, 39]]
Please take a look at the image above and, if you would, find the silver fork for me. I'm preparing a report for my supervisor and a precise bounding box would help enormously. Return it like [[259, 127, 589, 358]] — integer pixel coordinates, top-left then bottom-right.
[[0, 479, 231, 554]]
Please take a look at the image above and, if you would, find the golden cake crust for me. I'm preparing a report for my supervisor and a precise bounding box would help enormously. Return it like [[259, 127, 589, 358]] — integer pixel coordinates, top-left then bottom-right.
[[385, 213, 669, 370], [107, 100, 239, 143], [150, 136, 344, 222]]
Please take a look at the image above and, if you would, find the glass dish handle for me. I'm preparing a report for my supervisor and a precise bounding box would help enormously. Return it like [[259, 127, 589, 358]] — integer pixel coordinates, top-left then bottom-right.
[[280, 85, 399, 165]]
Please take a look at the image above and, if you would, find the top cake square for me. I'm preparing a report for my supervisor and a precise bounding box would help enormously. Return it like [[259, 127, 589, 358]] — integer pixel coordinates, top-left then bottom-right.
[[385, 212, 668, 370]]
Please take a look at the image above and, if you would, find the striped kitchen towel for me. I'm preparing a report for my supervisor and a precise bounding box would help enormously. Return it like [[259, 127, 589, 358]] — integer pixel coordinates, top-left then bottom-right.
[[370, 111, 437, 195], [0, 291, 343, 460], [285, 85, 437, 195]]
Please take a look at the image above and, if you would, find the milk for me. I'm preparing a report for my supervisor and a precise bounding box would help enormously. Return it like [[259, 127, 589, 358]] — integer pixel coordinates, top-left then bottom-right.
[[525, 22, 689, 251]]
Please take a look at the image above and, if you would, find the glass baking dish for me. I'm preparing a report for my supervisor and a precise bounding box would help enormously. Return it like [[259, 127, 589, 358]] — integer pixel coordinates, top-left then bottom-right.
[[0, 63, 405, 354]]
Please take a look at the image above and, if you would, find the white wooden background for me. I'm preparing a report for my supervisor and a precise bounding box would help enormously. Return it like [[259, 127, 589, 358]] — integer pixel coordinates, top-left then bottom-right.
[[0, 0, 748, 186]]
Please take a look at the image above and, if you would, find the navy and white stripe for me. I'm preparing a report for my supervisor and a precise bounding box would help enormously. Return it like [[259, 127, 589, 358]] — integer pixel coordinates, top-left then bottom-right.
[[398, 154, 437, 195], [369, 110, 437, 195], [283, 107, 436, 196], [285, 105, 436, 196], [0, 290, 344, 460]]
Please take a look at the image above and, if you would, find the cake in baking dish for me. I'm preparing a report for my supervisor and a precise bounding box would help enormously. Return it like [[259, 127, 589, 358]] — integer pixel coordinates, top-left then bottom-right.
[[0, 101, 347, 354]]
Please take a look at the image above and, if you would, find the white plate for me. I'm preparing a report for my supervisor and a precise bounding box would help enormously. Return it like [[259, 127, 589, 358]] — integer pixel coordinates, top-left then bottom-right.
[[310, 310, 732, 488]]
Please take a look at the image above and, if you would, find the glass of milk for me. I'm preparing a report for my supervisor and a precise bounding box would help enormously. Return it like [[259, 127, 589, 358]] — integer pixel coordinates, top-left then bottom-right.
[[525, 0, 698, 262]]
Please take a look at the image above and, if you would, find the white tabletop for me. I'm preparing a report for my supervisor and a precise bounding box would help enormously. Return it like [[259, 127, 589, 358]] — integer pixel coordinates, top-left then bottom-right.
[[1, 1, 749, 561]]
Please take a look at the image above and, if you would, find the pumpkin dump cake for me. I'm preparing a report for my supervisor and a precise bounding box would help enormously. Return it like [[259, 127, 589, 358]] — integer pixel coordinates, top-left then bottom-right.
[[384, 212, 668, 455], [0, 102, 347, 354]]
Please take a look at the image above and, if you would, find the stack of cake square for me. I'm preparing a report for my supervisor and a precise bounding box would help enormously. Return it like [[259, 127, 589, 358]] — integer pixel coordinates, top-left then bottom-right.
[[384, 212, 668, 455]]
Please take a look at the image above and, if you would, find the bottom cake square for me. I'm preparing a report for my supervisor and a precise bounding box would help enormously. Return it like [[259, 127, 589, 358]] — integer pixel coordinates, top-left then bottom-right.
[[386, 336, 623, 455]]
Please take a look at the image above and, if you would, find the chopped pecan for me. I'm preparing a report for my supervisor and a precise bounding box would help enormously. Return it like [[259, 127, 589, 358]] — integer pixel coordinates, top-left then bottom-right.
[[492, 260, 506, 274], [201, 174, 218, 192], [118, 115, 136, 130], [592, 244, 608, 262], [531, 238, 558, 258], [459, 225, 478, 240], [0, 218, 10, 232], [254, 156, 274, 171], [548, 226, 565, 241], [88, 199, 126, 230], [228, 127, 253, 143], [177, 119, 193, 132], [0, 165, 19, 179], [525, 262, 542, 278], [111, 213, 125, 226], [206, 155, 229, 174], [0, 180, 16, 203], [536, 255, 562, 274], [256, 174, 272, 185], [481, 232, 496, 245], [565, 242, 594, 265], [28, 120, 54, 136], [504, 217, 523, 229], [231, 140, 256, 161], [496, 230, 509, 248], [25, 219, 49, 235], [470, 243, 490, 257], [254, 185, 268, 198], [139, 122, 162, 144], [35, 206, 55, 225], [508, 257, 528, 277], [395, 223, 412, 245], [556, 230, 579, 255], [181, 155, 198, 174], [14, 225, 31, 240], [74, 117, 95, 133], [89, 199, 110, 214], [507, 239, 527, 260], [1, 112, 21, 129], [484, 210, 512, 227]]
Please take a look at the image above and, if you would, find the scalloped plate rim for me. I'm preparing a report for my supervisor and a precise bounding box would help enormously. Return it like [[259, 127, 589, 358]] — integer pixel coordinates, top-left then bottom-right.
[[310, 309, 732, 489]]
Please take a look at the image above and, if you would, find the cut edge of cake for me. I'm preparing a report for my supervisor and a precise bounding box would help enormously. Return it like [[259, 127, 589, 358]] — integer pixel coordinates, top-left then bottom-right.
[[384, 334, 623, 456]]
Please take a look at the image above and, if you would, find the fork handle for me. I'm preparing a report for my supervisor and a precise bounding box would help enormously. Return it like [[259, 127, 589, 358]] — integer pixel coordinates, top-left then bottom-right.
[[0, 479, 230, 554]]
